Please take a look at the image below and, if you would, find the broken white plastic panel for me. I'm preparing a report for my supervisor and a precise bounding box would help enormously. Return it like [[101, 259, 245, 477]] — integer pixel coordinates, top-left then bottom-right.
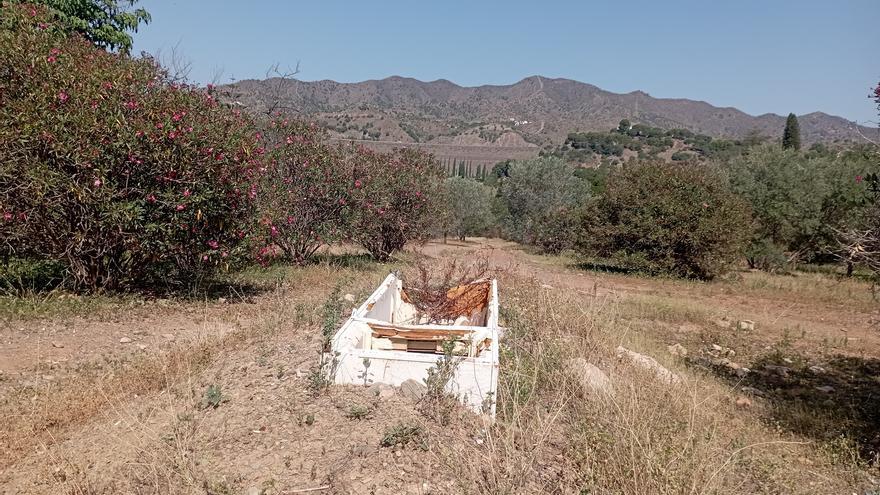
[[329, 273, 501, 416]]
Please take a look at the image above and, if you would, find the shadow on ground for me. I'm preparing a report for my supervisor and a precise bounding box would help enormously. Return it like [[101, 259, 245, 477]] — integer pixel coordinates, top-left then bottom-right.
[[717, 353, 880, 463]]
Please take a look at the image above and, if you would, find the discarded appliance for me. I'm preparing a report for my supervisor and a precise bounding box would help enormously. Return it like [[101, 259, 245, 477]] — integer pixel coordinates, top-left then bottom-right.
[[329, 273, 501, 416]]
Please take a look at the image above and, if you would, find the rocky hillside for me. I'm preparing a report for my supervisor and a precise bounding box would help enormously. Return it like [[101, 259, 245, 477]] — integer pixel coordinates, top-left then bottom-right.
[[220, 75, 875, 147]]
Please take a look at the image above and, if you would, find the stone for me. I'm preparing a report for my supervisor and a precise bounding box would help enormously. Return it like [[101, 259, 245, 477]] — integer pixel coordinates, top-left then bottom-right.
[[400, 379, 427, 400], [161, 333, 175, 340], [809, 365, 826, 374], [782, 357, 793, 364], [733, 367, 749, 378], [51, 341, 64, 349], [368, 383, 395, 399], [42, 375, 54, 381], [738, 320, 755, 331], [741, 386, 765, 397], [735, 396, 752, 408], [616, 346, 681, 385], [714, 319, 731, 329], [245, 487, 262, 495], [540, 284, 554, 290], [763, 364, 791, 378], [343, 293, 356, 303], [815, 385, 835, 393], [119, 337, 132, 344], [710, 344, 723, 352], [565, 358, 613, 396], [132, 330, 147, 336], [137, 344, 148, 351], [667, 343, 688, 358], [217, 297, 227, 304]]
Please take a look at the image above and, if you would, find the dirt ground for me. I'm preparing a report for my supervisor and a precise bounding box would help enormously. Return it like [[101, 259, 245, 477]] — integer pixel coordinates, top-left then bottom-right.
[[1, 239, 878, 494]]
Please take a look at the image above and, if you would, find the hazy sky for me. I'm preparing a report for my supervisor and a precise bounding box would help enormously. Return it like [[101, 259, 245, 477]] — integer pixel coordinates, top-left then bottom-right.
[[132, 0, 879, 124]]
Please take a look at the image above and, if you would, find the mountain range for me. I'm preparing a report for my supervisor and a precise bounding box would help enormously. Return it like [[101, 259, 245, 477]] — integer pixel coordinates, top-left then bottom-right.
[[220, 75, 876, 153]]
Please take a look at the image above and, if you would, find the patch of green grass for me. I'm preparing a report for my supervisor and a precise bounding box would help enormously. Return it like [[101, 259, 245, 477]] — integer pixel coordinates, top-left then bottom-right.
[[380, 422, 426, 449], [0, 291, 132, 321]]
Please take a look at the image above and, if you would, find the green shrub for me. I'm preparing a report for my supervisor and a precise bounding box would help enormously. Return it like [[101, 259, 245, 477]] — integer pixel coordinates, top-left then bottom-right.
[[252, 122, 353, 265], [442, 177, 495, 240], [0, 5, 258, 291], [497, 157, 590, 253], [581, 162, 750, 279], [348, 147, 445, 261]]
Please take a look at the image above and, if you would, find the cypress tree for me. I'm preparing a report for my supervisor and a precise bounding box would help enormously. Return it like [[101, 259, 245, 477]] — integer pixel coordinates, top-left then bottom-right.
[[458, 161, 466, 177], [782, 113, 801, 150]]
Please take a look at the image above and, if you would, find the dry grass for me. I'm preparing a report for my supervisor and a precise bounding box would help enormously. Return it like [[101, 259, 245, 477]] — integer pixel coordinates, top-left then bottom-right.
[[439, 271, 874, 494], [1, 246, 878, 494]]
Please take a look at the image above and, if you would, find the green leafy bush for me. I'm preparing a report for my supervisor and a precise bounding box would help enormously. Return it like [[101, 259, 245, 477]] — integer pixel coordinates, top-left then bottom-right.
[[348, 147, 445, 261], [0, 5, 258, 291], [497, 157, 590, 253], [252, 121, 353, 264], [581, 162, 750, 279], [443, 177, 495, 241]]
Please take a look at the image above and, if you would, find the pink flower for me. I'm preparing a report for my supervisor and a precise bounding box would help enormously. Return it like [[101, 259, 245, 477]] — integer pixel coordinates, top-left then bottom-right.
[[38, 22, 48, 30], [176, 204, 186, 211], [270, 225, 279, 237], [47, 56, 56, 63], [136, 130, 145, 138], [146, 194, 156, 203], [286, 136, 294, 144], [221, 251, 228, 258], [202, 255, 209, 261], [206, 83, 214, 91], [57, 91, 69, 103], [168, 131, 178, 139], [155, 122, 164, 129], [102, 81, 113, 90], [207, 240, 219, 249], [125, 100, 138, 110], [93, 178, 102, 188], [856, 175, 863, 183], [339, 198, 346, 205], [172, 112, 183, 122], [183, 189, 191, 197], [50, 48, 61, 56], [354, 179, 362, 188], [2, 212, 12, 221]]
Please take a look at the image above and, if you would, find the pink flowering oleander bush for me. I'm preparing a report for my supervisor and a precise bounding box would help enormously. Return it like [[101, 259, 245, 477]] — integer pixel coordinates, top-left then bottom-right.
[[348, 147, 445, 261], [0, 4, 260, 291], [252, 121, 354, 265]]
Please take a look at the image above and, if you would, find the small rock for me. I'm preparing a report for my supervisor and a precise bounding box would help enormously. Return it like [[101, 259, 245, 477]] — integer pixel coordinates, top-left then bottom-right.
[[540, 284, 554, 290], [709, 357, 730, 367], [137, 344, 148, 351], [217, 297, 227, 304], [245, 487, 262, 495], [725, 361, 742, 370], [741, 386, 765, 397], [132, 330, 147, 336], [368, 383, 395, 399], [667, 343, 688, 358], [616, 346, 681, 385], [710, 344, 723, 352], [735, 396, 752, 408], [51, 341, 64, 349], [763, 364, 791, 378], [42, 375, 54, 381], [738, 320, 755, 331], [809, 365, 826, 374], [343, 293, 356, 303], [714, 319, 731, 329], [733, 367, 749, 378], [119, 337, 132, 344], [724, 349, 736, 358], [565, 358, 613, 396], [161, 333, 175, 340], [815, 385, 835, 393], [400, 379, 427, 400], [782, 357, 793, 364]]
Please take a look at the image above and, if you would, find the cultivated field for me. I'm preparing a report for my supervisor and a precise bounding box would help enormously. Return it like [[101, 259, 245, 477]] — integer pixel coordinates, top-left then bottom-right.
[[1, 239, 878, 494]]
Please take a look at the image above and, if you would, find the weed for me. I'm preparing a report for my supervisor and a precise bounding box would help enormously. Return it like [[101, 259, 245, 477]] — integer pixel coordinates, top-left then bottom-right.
[[380, 422, 426, 449], [419, 338, 461, 425], [201, 384, 223, 409], [345, 404, 372, 420]]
